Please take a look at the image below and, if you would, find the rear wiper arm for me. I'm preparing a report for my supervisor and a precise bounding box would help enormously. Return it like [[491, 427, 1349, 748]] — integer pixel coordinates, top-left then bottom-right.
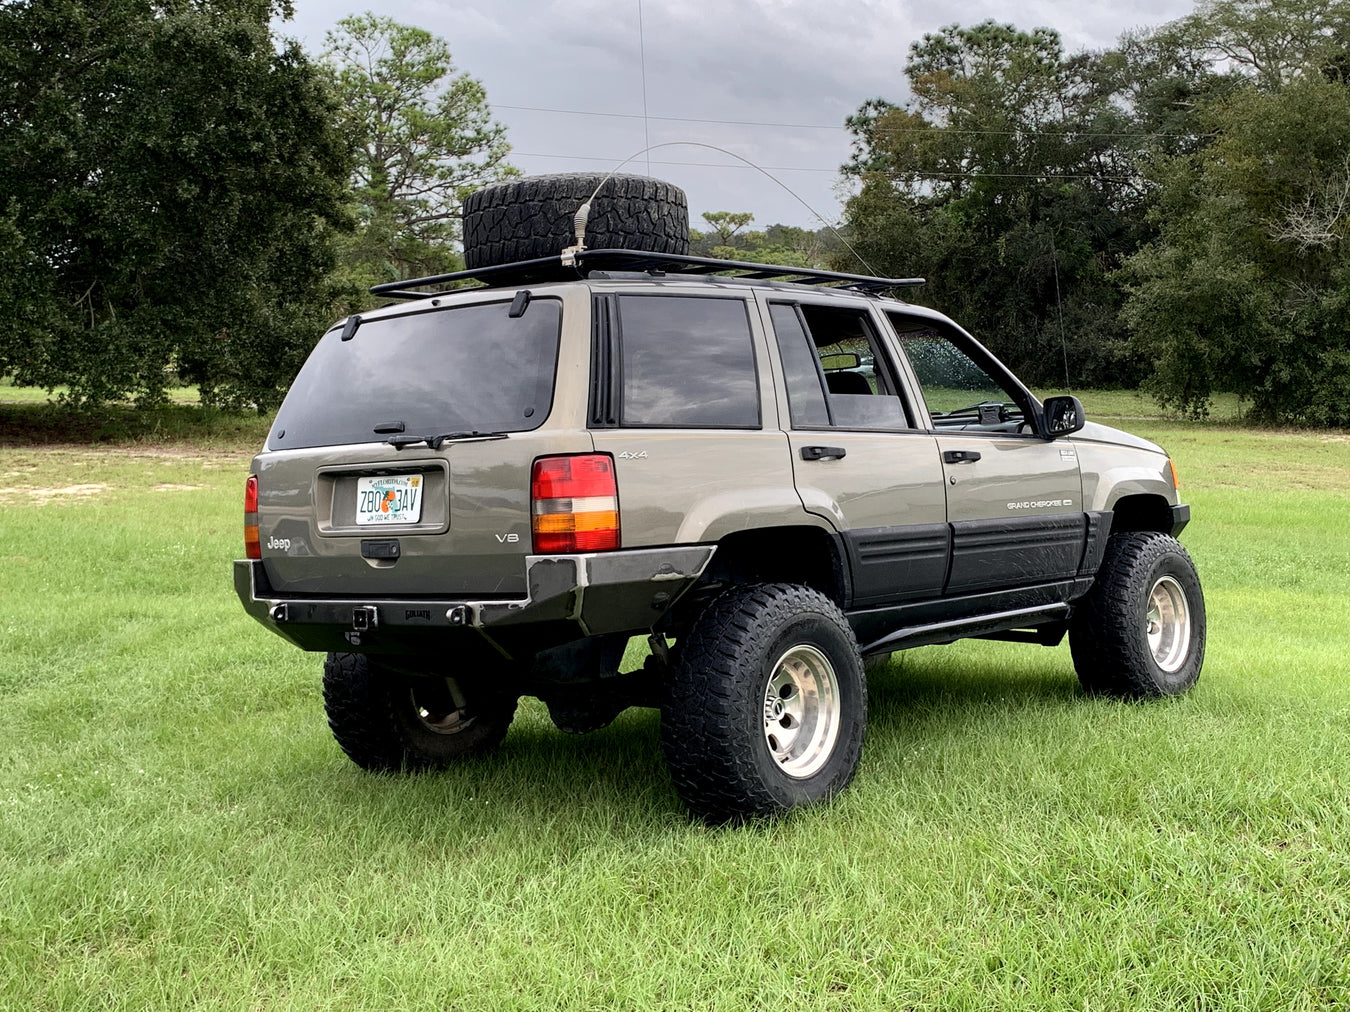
[[385, 430, 508, 451]]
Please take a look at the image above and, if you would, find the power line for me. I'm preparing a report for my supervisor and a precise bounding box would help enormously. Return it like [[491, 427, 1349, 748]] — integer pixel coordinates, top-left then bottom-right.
[[498, 103, 1198, 139], [514, 151, 1138, 181], [513, 151, 839, 173], [498, 103, 842, 131]]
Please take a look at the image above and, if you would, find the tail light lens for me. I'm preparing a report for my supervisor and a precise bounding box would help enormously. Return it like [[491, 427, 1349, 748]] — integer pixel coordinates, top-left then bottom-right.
[[531, 454, 619, 553], [244, 475, 261, 559]]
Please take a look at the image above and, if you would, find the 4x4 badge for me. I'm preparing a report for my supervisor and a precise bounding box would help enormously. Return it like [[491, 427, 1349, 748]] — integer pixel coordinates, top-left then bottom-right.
[[617, 450, 648, 459]]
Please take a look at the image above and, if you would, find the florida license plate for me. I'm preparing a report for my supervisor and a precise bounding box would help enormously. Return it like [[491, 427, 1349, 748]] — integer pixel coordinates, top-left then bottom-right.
[[356, 474, 423, 525]]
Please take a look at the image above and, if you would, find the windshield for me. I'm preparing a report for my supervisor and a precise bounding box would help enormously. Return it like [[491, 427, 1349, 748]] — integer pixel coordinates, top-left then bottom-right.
[[267, 298, 561, 450]]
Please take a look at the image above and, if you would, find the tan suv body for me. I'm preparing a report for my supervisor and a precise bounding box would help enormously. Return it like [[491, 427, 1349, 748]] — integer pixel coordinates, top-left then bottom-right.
[[236, 255, 1202, 822]]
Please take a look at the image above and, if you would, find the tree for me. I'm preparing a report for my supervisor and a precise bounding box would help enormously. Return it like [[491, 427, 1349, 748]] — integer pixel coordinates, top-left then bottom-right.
[[0, 0, 350, 409], [323, 14, 514, 299], [841, 21, 1149, 388], [700, 211, 756, 247], [1169, 0, 1350, 90], [690, 215, 838, 268], [1123, 74, 1350, 423]]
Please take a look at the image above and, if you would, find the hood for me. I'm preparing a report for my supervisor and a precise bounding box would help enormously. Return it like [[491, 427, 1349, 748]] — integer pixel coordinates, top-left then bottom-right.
[[1073, 420, 1165, 455]]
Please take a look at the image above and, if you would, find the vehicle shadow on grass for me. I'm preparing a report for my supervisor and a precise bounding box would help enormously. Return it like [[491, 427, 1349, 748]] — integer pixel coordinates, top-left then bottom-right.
[[281, 656, 1096, 834], [863, 648, 1087, 741], [283, 704, 686, 833]]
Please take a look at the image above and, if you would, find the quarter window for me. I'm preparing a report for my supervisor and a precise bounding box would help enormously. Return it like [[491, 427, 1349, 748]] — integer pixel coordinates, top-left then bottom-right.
[[617, 296, 760, 428]]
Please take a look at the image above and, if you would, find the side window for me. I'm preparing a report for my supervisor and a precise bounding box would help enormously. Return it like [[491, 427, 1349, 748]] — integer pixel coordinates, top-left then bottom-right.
[[768, 304, 830, 427], [887, 313, 1030, 433], [616, 295, 760, 428], [768, 301, 911, 430]]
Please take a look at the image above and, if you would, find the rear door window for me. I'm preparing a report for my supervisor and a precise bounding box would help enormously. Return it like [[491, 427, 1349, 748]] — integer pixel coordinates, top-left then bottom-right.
[[615, 295, 760, 428], [768, 301, 913, 430], [268, 299, 561, 450]]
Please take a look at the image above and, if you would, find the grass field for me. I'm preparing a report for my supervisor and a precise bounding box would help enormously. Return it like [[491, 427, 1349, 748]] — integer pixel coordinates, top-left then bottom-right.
[[2, 402, 1349, 1009], [0, 377, 202, 406]]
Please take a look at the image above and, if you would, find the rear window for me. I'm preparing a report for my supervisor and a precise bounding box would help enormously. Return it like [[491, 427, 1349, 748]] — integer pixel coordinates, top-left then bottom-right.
[[267, 299, 561, 450]]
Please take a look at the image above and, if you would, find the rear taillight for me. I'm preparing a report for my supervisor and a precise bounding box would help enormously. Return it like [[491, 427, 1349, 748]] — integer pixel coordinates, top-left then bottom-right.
[[531, 454, 619, 553], [244, 475, 261, 559]]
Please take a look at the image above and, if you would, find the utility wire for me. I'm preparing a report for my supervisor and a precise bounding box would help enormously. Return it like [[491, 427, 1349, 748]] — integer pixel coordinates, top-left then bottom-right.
[[497, 103, 1200, 139], [514, 151, 1138, 182]]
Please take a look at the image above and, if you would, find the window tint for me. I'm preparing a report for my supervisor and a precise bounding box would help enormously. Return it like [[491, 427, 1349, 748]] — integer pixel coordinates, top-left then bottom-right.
[[268, 299, 560, 450], [618, 296, 759, 428], [767, 303, 909, 430], [888, 313, 1028, 433], [769, 303, 829, 427]]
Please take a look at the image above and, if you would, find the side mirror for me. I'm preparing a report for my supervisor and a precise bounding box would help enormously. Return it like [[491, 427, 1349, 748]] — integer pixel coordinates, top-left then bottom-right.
[[1042, 394, 1085, 438]]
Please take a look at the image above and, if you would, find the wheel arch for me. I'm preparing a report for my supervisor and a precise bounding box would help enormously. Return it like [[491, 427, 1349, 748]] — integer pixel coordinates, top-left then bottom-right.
[[1110, 492, 1178, 534], [661, 524, 849, 637], [707, 525, 848, 604]]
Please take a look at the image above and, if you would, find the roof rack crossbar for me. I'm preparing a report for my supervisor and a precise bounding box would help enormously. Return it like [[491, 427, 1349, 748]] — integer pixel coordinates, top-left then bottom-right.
[[370, 248, 924, 300], [369, 255, 571, 296]]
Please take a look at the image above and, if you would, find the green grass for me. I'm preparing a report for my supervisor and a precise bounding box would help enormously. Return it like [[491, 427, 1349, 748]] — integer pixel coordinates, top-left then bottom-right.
[[1035, 387, 1247, 421], [3, 407, 1350, 1008], [0, 376, 201, 405], [0, 401, 272, 449]]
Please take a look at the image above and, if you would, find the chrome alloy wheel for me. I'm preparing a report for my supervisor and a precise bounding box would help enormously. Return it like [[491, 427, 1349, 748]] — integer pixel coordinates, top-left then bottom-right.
[[762, 644, 841, 779], [1145, 575, 1191, 673]]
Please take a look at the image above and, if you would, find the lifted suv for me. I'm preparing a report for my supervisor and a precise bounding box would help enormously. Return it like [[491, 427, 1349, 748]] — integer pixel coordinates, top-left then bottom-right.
[[236, 175, 1204, 822]]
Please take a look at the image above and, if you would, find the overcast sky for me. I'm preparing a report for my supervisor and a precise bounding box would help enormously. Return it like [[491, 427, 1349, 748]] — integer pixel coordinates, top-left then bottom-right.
[[280, 0, 1196, 229]]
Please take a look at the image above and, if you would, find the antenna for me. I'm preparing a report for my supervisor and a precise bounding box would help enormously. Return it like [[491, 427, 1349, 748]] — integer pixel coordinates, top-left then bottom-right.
[[561, 141, 879, 276], [1050, 230, 1072, 393], [637, 0, 651, 176]]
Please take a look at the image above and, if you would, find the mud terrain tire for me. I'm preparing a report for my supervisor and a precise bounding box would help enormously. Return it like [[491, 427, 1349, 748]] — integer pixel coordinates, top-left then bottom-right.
[[322, 653, 517, 772], [661, 583, 866, 823], [1070, 532, 1206, 698], [462, 173, 689, 269]]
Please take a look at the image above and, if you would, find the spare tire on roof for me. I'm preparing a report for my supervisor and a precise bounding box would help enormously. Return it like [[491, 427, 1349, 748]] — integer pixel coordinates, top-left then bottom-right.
[[462, 173, 689, 270]]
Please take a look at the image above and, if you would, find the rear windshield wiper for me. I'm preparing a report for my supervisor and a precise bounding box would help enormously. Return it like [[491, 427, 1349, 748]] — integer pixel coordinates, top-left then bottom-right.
[[385, 430, 508, 450]]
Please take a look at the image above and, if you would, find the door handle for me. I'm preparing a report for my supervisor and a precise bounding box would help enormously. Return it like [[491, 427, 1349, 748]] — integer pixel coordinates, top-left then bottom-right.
[[943, 449, 981, 464], [801, 445, 847, 461]]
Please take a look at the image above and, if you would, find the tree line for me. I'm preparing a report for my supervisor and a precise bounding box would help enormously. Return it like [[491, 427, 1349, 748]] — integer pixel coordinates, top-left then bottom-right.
[[3, 1, 1348, 424], [837, 0, 1350, 424], [0, 2, 512, 410]]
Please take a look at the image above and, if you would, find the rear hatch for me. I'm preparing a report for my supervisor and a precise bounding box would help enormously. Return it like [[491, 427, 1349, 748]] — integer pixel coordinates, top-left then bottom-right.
[[253, 292, 591, 597]]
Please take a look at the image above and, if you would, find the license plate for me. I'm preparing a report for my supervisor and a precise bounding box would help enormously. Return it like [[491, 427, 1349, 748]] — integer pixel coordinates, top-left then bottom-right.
[[356, 474, 423, 526]]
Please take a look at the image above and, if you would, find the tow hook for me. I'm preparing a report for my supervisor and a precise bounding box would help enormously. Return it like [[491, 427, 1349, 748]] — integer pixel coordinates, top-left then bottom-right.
[[352, 606, 378, 631]]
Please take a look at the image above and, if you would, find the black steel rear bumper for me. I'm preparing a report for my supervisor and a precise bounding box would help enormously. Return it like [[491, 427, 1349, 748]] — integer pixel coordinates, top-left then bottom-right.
[[233, 546, 714, 659]]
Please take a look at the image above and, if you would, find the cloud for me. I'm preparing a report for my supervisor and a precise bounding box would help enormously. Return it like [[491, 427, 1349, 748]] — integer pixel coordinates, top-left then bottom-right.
[[285, 0, 1195, 226]]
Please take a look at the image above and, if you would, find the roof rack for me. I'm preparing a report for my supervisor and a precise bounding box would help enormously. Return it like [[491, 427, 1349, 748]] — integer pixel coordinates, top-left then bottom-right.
[[370, 249, 924, 300]]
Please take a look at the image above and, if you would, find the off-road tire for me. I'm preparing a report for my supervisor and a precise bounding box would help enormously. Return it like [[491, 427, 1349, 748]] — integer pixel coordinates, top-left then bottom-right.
[[322, 653, 517, 772], [1070, 532, 1206, 698], [661, 583, 866, 823], [462, 173, 689, 269]]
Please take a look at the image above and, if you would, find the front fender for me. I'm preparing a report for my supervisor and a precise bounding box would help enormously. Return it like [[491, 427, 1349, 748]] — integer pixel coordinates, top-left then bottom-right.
[[1078, 444, 1178, 513]]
